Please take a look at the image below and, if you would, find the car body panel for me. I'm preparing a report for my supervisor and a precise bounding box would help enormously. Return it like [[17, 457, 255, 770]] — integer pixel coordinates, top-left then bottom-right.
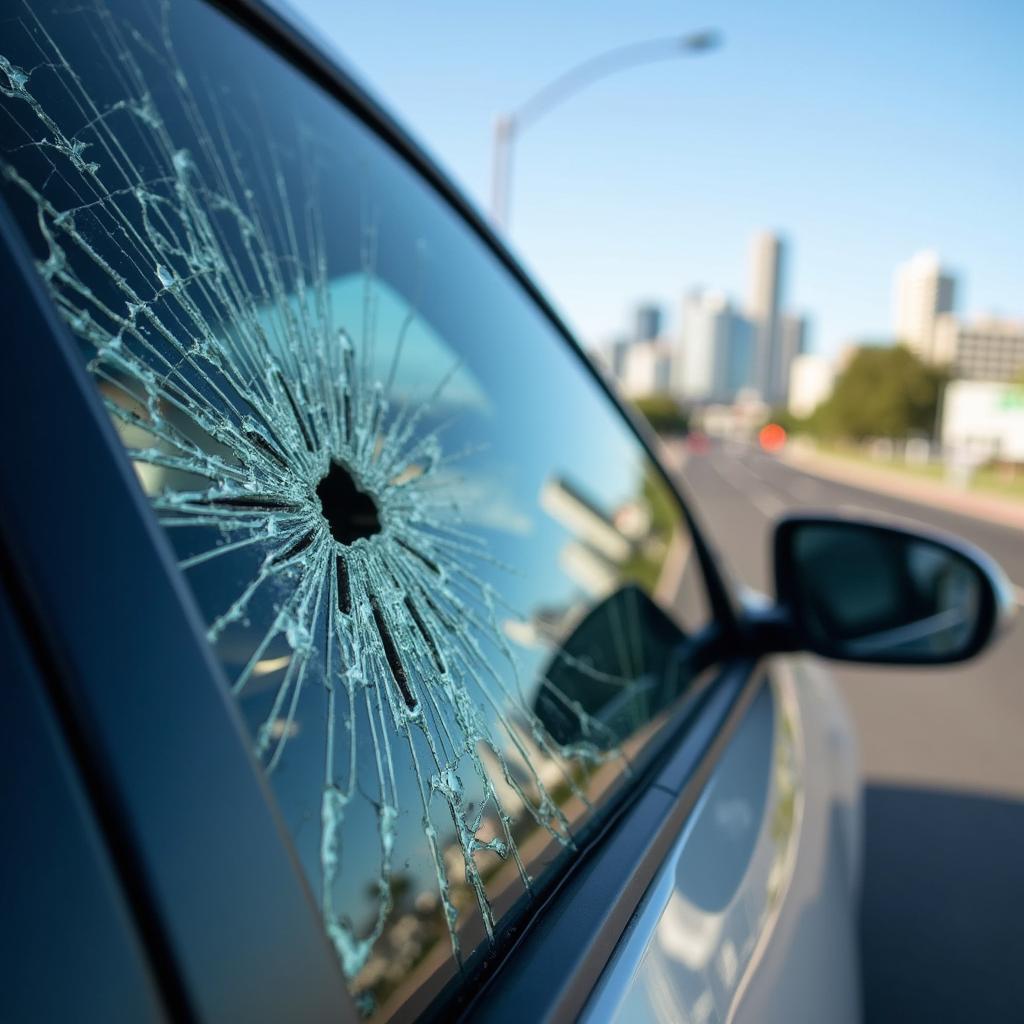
[[586, 658, 861, 1024]]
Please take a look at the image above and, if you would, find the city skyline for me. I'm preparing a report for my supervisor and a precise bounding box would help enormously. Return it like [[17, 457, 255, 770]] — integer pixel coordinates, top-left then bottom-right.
[[608, 232, 1021, 361], [299, 0, 1023, 358], [614, 229, 803, 409], [607, 229, 1023, 421]]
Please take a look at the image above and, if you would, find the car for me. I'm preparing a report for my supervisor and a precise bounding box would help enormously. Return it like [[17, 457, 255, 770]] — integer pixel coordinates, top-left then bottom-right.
[[0, 2, 1016, 1022]]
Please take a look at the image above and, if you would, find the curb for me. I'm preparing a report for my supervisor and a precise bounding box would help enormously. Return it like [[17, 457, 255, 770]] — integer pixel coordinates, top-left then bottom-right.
[[781, 449, 1024, 533]]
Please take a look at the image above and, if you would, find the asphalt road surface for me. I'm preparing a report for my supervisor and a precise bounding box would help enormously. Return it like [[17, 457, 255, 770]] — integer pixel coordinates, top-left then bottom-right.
[[677, 441, 1024, 1024]]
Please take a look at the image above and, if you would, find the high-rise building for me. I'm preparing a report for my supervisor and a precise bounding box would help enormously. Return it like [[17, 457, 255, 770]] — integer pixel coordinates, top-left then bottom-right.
[[933, 314, 1024, 381], [621, 340, 672, 397], [747, 231, 787, 404], [675, 290, 724, 400], [788, 353, 834, 418], [674, 290, 755, 402], [893, 250, 956, 361], [782, 313, 807, 358], [634, 302, 663, 342], [720, 314, 756, 399], [605, 335, 631, 380], [773, 313, 808, 406]]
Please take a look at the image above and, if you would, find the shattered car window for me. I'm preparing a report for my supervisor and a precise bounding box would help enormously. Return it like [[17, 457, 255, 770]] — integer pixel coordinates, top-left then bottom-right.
[[0, 0, 711, 1015]]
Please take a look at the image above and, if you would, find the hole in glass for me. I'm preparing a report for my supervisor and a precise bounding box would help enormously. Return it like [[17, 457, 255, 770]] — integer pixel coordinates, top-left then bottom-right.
[[317, 460, 382, 545]]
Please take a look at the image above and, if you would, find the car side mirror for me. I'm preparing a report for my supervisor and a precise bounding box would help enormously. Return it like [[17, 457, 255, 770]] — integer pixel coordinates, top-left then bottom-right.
[[773, 514, 1016, 665]]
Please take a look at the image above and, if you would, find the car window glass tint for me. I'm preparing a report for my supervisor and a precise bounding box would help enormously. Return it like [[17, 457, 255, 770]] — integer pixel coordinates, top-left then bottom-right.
[[0, 1, 711, 1015]]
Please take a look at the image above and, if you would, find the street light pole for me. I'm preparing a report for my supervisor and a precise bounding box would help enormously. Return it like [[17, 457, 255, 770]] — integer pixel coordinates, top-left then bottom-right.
[[490, 114, 516, 232], [490, 30, 721, 230]]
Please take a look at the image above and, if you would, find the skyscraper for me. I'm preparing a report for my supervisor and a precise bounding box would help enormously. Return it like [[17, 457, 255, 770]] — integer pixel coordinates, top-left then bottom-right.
[[674, 290, 755, 402], [775, 313, 808, 406], [675, 290, 725, 400], [621, 341, 672, 397], [634, 302, 663, 342], [893, 250, 956, 361], [606, 335, 631, 379], [747, 231, 787, 404]]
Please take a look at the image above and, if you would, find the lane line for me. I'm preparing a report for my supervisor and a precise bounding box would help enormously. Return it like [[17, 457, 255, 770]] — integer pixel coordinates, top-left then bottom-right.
[[740, 453, 815, 506], [785, 477, 822, 501], [738, 458, 766, 483], [705, 454, 760, 493], [706, 455, 790, 520], [1013, 584, 1024, 608], [752, 491, 785, 519], [836, 502, 934, 532]]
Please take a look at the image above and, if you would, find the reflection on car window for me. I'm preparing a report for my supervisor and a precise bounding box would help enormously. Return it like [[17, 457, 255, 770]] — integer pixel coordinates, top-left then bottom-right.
[[0, 0, 710, 1015]]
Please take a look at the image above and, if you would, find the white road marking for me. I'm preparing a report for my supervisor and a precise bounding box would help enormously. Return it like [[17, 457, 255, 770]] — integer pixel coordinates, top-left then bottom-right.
[[739, 458, 765, 482], [703, 456, 729, 482], [752, 491, 785, 519], [708, 456, 755, 491], [1012, 585, 1024, 608], [707, 455, 789, 520], [837, 503, 931, 531], [780, 474, 821, 503], [744, 456, 822, 508]]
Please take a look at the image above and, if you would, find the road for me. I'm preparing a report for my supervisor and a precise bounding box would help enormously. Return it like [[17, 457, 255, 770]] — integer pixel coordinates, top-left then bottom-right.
[[676, 442, 1024, 1023]]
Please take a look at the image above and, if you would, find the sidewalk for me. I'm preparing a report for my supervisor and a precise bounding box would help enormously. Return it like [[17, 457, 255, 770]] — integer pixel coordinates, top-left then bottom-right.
[[782, 446, 1024, 533]]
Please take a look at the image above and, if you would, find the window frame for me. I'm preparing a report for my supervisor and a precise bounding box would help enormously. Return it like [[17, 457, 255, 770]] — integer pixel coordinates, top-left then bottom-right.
[[0, 1, 762, 1019], [0, 197, 357, 1023]]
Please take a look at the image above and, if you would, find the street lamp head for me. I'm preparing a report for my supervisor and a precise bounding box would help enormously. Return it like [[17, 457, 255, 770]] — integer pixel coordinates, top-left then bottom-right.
[[679, 29, 722, 53], [492, 27, 723, 229]]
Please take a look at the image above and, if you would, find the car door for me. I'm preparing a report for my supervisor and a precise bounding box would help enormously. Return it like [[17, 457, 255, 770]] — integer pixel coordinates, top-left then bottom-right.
[[0, 1, 839, 1021]]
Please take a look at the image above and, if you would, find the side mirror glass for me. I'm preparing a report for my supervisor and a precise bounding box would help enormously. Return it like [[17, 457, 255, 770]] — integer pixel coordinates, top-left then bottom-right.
[[774, 515, 1015, 665]]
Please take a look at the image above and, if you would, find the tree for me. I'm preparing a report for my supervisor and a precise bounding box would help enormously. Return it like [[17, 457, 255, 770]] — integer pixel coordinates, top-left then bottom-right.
[[812, 345, 946, 441], [631, 395, 690, 435]]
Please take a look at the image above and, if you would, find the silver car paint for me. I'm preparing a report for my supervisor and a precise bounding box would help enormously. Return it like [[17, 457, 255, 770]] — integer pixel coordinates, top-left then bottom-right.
[[585, 658, 862, 1023]]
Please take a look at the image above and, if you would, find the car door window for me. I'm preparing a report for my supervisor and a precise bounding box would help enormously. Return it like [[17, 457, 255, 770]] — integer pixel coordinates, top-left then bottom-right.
[[0, 0, 711, 1015]]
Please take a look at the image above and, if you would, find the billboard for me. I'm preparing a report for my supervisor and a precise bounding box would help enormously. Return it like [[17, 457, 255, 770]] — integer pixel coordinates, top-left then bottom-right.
[[942, 380, 1024, 463]]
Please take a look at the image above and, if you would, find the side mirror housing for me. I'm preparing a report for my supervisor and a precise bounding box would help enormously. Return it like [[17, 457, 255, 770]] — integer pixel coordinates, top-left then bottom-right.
[[772, 514, 1016, 665]]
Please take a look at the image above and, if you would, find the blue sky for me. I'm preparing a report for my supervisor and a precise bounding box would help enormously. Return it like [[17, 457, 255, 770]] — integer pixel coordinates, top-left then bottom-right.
[[296, 1, 1023, 356]]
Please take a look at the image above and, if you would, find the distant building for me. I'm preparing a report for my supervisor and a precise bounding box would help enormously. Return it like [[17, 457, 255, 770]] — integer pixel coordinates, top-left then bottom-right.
[[776, 313, 808, 406], [606, 335, 631, 379], [720, 314, 757, 400], [788, 353, 834, 418], [634, 302, 663, 342], [933, 314, 1024, 382], [675, 290, 724, 400], [621, 340, 672, 397], [747, 231, 787, 404], [785, 313, 808, 355], [893, 250, 956, 361], [674, 290, 754, 402]]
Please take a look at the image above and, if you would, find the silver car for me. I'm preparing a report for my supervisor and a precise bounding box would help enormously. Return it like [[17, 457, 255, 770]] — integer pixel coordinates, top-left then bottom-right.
[[0, 1, 1014, 1021]]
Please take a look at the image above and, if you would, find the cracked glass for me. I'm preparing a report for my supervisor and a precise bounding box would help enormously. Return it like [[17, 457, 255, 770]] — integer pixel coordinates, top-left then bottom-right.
[[0, 0, 711, 1016]]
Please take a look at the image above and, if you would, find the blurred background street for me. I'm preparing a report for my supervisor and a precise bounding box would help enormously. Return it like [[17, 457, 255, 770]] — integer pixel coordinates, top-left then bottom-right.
[[673, 440, 1024, 1022]]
